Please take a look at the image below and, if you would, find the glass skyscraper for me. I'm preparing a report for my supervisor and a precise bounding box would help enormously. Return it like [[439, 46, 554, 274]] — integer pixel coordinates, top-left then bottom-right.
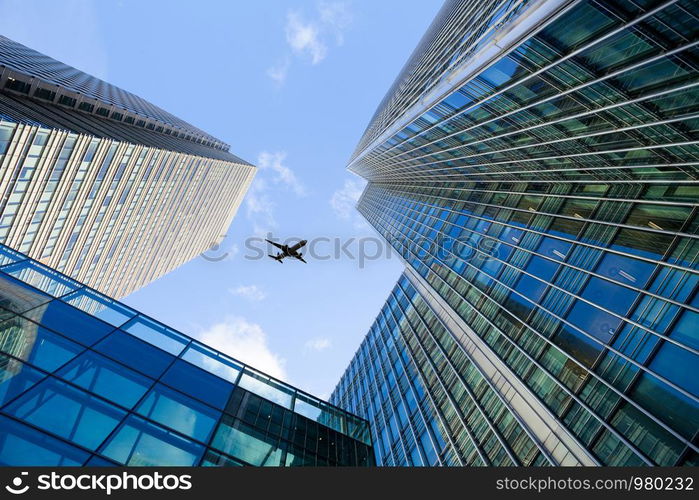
[[332, 0, 698, 466], [0, 35, 255, 298], [0, 243, 373, 466]]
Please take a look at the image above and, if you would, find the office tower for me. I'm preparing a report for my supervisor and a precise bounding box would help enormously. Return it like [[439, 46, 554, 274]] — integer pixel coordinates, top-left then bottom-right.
[[332, 0, 699, 466], [0, 243, 373, 466], [0, 35, 255, 298]]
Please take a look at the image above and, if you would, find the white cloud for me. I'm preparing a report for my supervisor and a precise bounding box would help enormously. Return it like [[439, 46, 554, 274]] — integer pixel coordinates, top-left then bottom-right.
[[305, 337, 332, 352], [267, 57, 291, 85], [245, 177, 277, 236], [286, 11, 327, 65], [268, 2, 352, 84], [197, 317, 287, 381], [318, 1, 353, 45], [258, 151, 306, 196], [230, 284, 267, 301], [245, 151, 306, 236], [330, 177, 369, 230], [330, 178, 364, 220]]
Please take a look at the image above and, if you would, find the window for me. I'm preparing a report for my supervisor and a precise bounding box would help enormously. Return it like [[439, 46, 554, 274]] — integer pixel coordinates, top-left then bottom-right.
[[135, 383, 219, 442], [211, 416, 283, 466], [180, 342, 242, 383], [78, 102, 94, 113], [23, 299, 114, 346], [0, 353, 46, 406], [93, 330, 174, 378], [0, 317, 84, 371], [0, 274, 53, 315], [4, 378, 125, 450], [161, 360, 233, 410], [61, 288, 136, 327], [57, 95, 76, 107], [238, 370, 294, 409], [33, 88, 56, 101], [2, 260, 81, 297], [55, 350, 152, 408], [649, 342, 698, 397], [99, 415, 204, 466], [4, 78, 31, 94], [121, 316, 188, 355], [0, 415, 89, 466]]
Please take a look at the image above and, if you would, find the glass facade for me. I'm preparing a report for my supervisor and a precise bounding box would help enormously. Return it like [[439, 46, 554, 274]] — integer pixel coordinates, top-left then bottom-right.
[[0, 244, 373, 466], [0, 36, 256, 298], [333, 0, 699, 466]]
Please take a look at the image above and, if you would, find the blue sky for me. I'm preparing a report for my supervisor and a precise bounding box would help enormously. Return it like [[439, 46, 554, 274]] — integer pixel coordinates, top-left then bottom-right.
[[0, 0, 443, 399]]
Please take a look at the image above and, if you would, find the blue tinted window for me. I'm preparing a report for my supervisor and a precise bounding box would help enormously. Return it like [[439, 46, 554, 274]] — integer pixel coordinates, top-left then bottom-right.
[[61, 288, 136, 327], [0, 415, 89, 466], [2, 260, 81, 297], [566, 300, 620, 343], [135, 383, 219, 441], [514, 275, 547, 304], [180, 342, 242, 384], [649, 342, 699, 396], [596, 252, 654, 287], [238, 370, 294, 408], [161, 360, 233, 409], [0, 274, 52, 315], [631, 373, 699, 440], [0, 246, 25, 266], [0, 353, 46, 406], [0, 317, 84, 371], [525, 255, 559, 281], [581, 277, 637, 317], [122, 315, 189, 355], [554, 324, 604, 367], [23, 299, 114, 346], [55, 351, 152, 408], [94, 330, 174, 378], [211, 417, 283, 466], [4, 378, 126, 450], [99, 415, 204, 466], [668, 310, 698, 350], [537, 236, 571, 260]]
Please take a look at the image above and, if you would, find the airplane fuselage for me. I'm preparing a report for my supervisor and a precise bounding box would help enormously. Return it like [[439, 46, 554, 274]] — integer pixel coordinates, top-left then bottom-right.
[[267, 239, 308, 263]]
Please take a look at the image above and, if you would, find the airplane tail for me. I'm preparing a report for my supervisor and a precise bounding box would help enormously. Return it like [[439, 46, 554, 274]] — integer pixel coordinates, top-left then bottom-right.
[[268, 254, 283, 263]]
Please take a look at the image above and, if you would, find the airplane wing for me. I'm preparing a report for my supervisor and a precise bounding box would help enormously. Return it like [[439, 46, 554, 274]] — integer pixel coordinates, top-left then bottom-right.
[[265, 239, 285, 251], [296, 255, 307, 264]]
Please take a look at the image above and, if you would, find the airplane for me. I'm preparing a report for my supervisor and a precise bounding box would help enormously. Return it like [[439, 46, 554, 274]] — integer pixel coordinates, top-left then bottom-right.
[[266, 239, 308, 264]]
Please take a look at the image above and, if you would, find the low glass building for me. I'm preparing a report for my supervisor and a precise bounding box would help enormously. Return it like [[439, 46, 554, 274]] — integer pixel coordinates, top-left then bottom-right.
[[0, 243, 373, 466]]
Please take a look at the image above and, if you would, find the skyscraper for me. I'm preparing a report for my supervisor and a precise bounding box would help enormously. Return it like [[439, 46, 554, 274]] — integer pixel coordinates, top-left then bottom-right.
[[0, 35, 255, 297], [0, 243, 373, 466], [332, 0, 699, 466]]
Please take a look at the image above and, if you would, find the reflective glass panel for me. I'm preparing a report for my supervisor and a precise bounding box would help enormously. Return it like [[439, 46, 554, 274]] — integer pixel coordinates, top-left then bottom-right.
[[0, 414, 89, 466], [0, 353, 46, 406], [61, 288, 137, 328], [99, 415, 204, 466], [161, 360, 233, 410], [23, 299, 114, 346], [1, 261, 80, 297], [0, 316, 84, 371], [121, 316, 188, 355], [93, 330, 174, 379], [4, 378, 126, 450], [55, 350, 152, 409], [135, 383, 219, 442]]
